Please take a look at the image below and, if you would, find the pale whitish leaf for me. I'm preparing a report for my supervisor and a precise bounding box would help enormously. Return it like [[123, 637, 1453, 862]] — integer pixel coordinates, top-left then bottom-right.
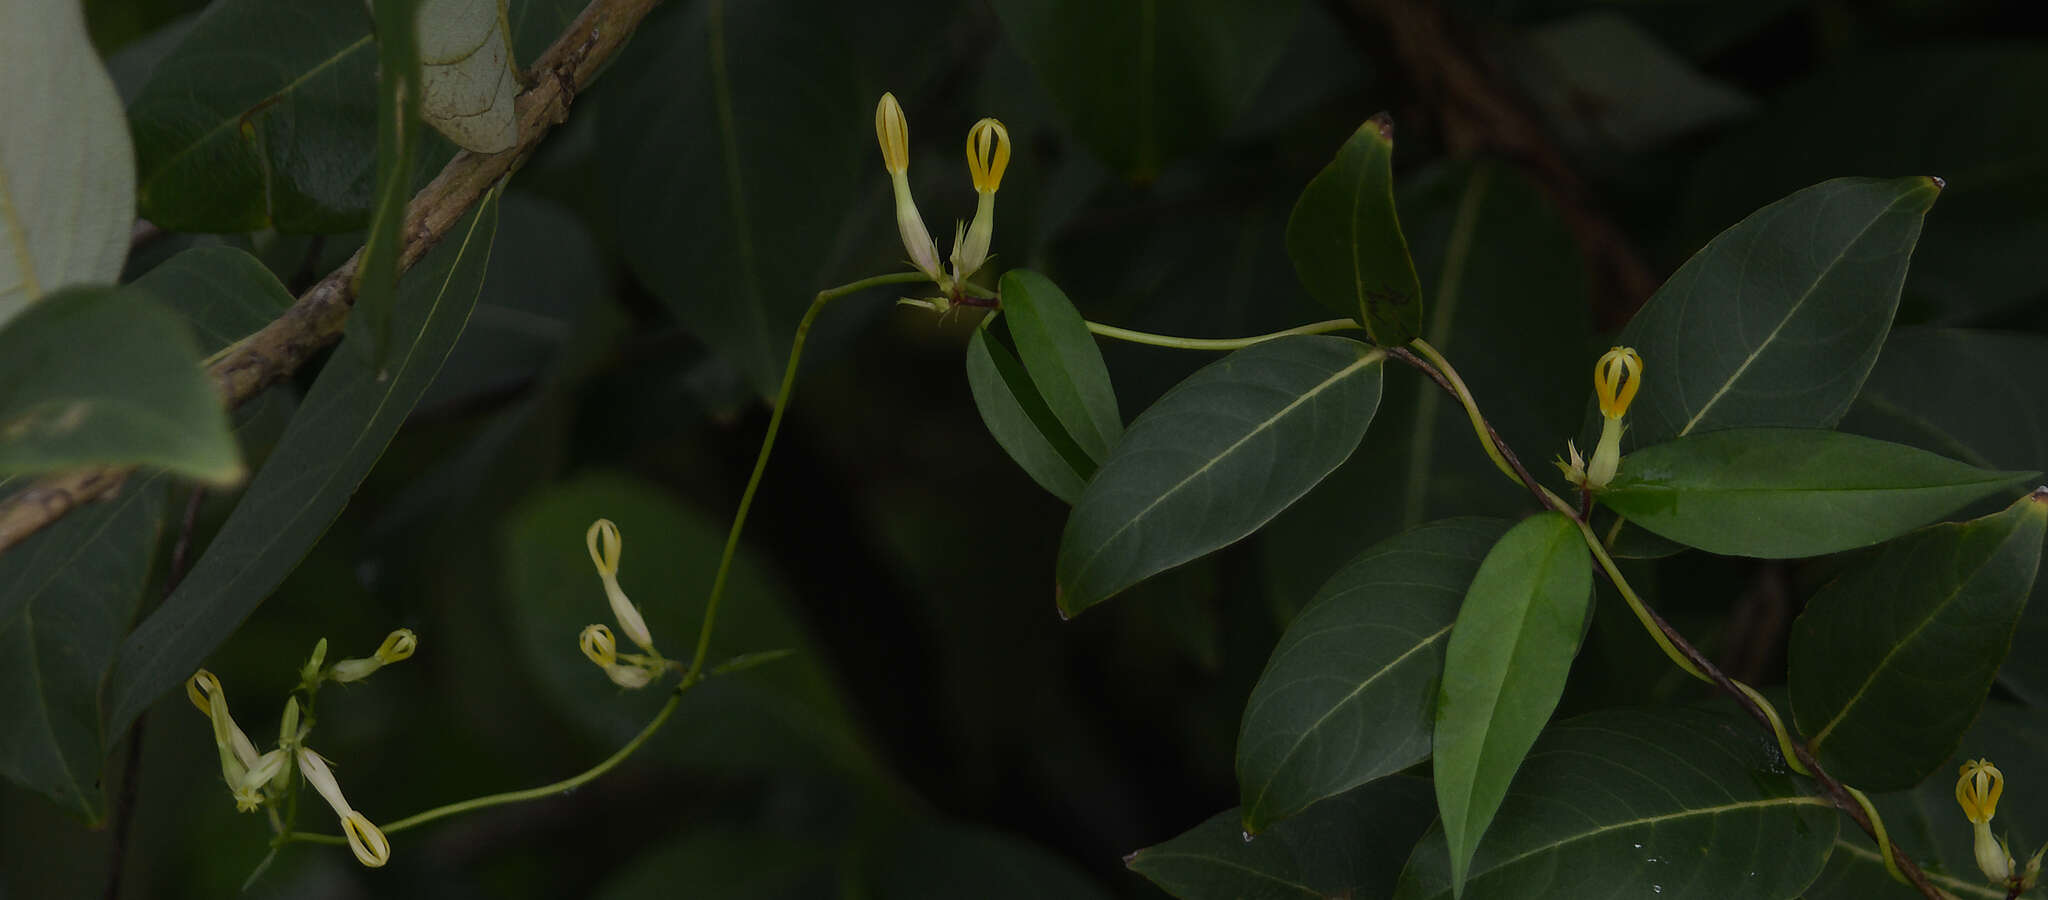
[[0, 0, 135, 326], [418, 0, 518, 153]]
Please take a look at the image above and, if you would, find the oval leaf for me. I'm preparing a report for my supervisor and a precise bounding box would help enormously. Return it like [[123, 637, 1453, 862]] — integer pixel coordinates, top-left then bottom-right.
[[1286, 114, 1425, 346], [0, 287, 242, 484], [418, 0, 518, 153], [965, 326, 1093, 503], [1619, 176, 1939, 447], [1130, 777, 1435, 900], [104, 193, 501, 738], [1598, 428, 2036, 558], [1789, 490, 2048, 790], [1432, 511, 1591, 895], [1238, 518, 1511, 834], [998, 269, 1123, 462], [1397, 708, 1839, 900], [1056, 335, 1384, 616], [0, 0, 134, 326]]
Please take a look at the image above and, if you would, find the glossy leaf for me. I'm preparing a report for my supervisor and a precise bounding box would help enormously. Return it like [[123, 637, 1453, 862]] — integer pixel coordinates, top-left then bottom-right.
[[0, 0, 134, 327], [1131, 776, 1435, 900], [965, 326, 1092, 503], [354, 0, 424, 367], [0, 287, 242, 484], [418, 0, 517, 153], [1432, 511, 1591, 895], [1238, 518, 1511, 834], [127, 0, 379, 232], [125, 247, 295, 356], [998, 269, 1123, 463], [0, 480, 163, 821], [877, 823, 1114, 900], [1056, 336, 1384, 616], [1396, 708, 1839, 900], [103, 193, 501, 739], [1789, 491, 2047, 790], [1599, 428, 2036, 559], [1286, 115, 1425, 346], [501, 473, 876, 776], [1618, 177, 1940, 448], [989, 0, 1302, 179], [1803, 703, 2048, 900]]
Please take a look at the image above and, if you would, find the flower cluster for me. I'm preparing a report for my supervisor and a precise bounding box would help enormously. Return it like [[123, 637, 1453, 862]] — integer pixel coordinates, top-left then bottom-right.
[[874, 92, 1011, 306], [577, 518, 674, 689]]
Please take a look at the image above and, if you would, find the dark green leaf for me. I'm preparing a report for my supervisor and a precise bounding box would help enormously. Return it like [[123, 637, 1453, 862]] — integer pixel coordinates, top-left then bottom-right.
[[1619, 177, 1940, 448], [127, 246, 294, 356], [351, 0, 423, 367], [1395, 708, 1839, 900], [0, 480, 163, 821], [1131, 776, 1435, 900], [103, 192, 500, 739], [1056, 336, 1384, 616], [1432, 511, 1591, 894], [1285, 115, 1425, 346], [878, 822, 1114, 900], [1599, 428, 2036, 559], [1238, 518, 1511, 834], [127, 0, 379, 232], [989, 0, 1302, 180], [965, 326, 1092, 503], [1789, 491, 2047, 790], [0, 287, 242, 484], [1803, 703, 2048, 900], [997, 269, 1123, 462], [501, 473, 877, 777]]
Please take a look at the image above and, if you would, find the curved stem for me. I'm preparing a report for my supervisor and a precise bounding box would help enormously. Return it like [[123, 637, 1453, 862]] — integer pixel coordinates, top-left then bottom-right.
[[1084, 318, 1360, 351], [684, 270, 929, 681]]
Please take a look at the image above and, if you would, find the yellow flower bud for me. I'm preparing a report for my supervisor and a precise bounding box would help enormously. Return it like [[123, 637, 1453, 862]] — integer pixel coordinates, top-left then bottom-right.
[[874, 93, 944, 282], [586, 518, 621, 578], [375, 628, 418, 663], [1594, 346, 1643, 421], [1959, 758, 2004, 824], [965, 118, 1010, 194], [585, 519, 656, 654], [580, 623, 618, 667], [875, 92, 909, 175], [328, 628, 419, 683], [187, 670, 269, 812], [297, 747, 389, 868]]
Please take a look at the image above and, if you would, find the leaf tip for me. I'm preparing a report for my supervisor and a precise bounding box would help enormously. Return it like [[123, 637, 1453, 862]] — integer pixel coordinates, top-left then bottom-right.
[[2027, 485, 2048, 508], [1366, 111, 1395, 143], [1925, 175, 1946, 191], [1122, 850, 1140, 868]]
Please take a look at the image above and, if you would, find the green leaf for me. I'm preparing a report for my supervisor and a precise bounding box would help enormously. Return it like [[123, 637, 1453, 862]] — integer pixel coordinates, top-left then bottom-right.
[[1598, 428, 2036, 559], [0, 287, 242, 484], [102, 191, 500, 739], [1285, 115, 1425, 346], [127, 0, 379, 232], [0, 0, 134, 327], [500, 472, 876, 777], [988, 0, 1302, 180], [0, 480, 163, 821], [1238, 518, 1511, 834], [1056, 335, 1384, 616], [1431, 511, 1591, 896], [1803, 703, 2048, 900], [126, 247, 295, 356], [353, 0, 424, 368], [877, 822, 1114, 900], [598, 0, 924, 396], [997, 269, 1123, 463], [1618, 177, 1940, 448], [1396, 708, 1839, 900], [1789, 491, 2047, 790], [1130, 776, 1435, 900], [965, 326, 1093, 503], [417, 0, 518, 153]]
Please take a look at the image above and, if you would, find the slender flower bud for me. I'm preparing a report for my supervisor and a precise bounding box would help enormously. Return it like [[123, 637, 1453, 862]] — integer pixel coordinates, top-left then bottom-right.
[[187, 670, 268, 811], [586, 519, 656, 653], [297, 747, 390, 868], [1586, 346, 1643, 489], [2024, 842, 2044, 890], [329, 628, 419, 683], [1958, 758, 2014, 884], [952, 117, 1009, 281], [875, 93, 944, 282], [300, 638, 329, 685]]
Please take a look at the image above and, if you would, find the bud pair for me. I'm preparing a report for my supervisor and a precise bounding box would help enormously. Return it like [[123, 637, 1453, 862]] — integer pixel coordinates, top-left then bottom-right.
[[186, 670, 288, 813], [874, 93, 1010, 289], [578, 519, 671, 689]]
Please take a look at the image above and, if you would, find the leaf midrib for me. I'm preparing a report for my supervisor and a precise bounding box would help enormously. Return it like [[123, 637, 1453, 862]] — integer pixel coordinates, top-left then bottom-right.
[[1456, 794, 1833, 890]]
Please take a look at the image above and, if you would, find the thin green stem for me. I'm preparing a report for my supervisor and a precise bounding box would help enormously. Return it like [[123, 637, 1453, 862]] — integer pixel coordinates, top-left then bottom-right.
[[1083, 318, 1360, 351], [684, 270, 929, 681], [289, 693, 683, 845]]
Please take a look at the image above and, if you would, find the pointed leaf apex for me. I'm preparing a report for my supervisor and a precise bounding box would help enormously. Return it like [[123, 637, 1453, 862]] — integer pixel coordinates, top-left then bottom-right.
[[1367, 111, 1395, 142]]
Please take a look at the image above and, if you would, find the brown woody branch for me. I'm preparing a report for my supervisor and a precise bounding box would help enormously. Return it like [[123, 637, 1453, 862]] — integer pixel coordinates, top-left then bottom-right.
[[0, 0, 664, 556]]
